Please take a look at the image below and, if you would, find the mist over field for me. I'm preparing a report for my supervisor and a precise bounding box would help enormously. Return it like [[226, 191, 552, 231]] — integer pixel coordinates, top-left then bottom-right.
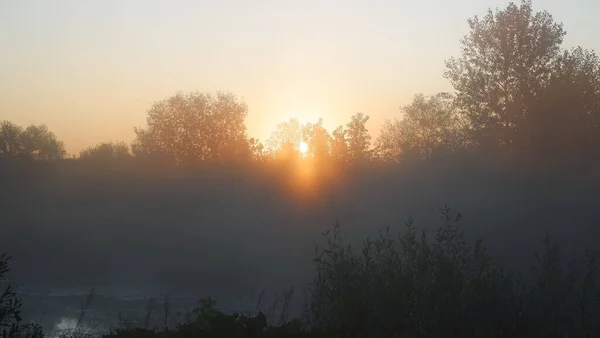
[[3, 157, 600, 333]]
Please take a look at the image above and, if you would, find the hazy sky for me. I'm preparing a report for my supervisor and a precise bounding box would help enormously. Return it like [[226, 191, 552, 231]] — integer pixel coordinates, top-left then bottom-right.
[[1, 0, 599, 154]]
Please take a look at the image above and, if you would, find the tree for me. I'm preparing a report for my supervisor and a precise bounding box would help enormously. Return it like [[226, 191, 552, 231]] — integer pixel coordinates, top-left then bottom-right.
[[444, 0, 565, 150], [20, 124, 66, 161], [248, 138, 267, 163], [264, 114, 372, 164], [375, 120, 403, 162], [330, 125, 349, 162], [265, 117, 336, 165], [79, 141, 131, 161], [528, 47, 600, 167], [376, 93, 464, 161], [132, 91, 251, 164], [345, 113, 372, 161], [302, 118, 332, 162], [0, 121, 24, 159], [0, 121, 65, 161], [265, 118, 304, 160]]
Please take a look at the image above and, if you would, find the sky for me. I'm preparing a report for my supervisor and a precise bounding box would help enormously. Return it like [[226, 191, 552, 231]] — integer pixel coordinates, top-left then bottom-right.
[[1, 0, 599, 155]]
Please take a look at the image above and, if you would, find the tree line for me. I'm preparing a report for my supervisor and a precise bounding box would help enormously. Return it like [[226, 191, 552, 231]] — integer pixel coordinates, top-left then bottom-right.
[[2, 1, 599, 173]]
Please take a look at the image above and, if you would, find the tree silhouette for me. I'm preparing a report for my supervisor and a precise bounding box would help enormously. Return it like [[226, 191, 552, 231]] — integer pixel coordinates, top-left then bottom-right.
[[132, 91, 251, 164], [345, 113, 372, 162], [265, 118, 304, 160], [79, 141, 131, 161], [0, 121, 23, 159], [376, 93, 464, 162], [444, 0, 565, 151], [248, 138, 267, 163], [330, 125, 349, 162], [20, 124, 66, 161], [0, 121, 65, 161], [302, 118, 332, 162], [527, 47, 600, 168]]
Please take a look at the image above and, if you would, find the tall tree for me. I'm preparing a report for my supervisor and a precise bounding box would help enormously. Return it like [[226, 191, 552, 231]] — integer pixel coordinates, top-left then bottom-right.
[[330, 125, 349, 162], [345, 113, 372, 161], [444, 0, 565, 150], [375, 119, 403, 162], [132, 91, 251, 163]]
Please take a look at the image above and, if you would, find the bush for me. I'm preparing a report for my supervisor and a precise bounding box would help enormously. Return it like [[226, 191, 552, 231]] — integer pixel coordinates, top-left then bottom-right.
[[104, 297, 313, 338], [307, 207, 600, 337]]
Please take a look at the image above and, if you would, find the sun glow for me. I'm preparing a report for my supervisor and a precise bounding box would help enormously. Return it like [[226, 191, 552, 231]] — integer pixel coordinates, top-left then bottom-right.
[[299, 141, 309, 155]]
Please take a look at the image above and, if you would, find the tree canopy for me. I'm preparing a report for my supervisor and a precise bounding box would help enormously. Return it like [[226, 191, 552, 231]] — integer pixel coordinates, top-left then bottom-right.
[[439, 0, 600, 170], [445, 0, 566, 150], [266, 118, 304, 161], [79, 141, 131, 161], [0, 121, 66, 161], [132, 91, 251, 164], [344, 113, 372, 162], [264, 114, 373, 165], [376, 93, 463, 162]]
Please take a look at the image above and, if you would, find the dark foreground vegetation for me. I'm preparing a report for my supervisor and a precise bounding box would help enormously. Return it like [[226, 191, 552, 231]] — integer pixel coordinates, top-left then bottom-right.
[[3, 207, 600, 337]]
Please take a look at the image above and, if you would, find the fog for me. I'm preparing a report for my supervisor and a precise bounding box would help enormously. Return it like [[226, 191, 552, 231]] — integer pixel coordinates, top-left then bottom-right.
[[2, 155, 599, 332]]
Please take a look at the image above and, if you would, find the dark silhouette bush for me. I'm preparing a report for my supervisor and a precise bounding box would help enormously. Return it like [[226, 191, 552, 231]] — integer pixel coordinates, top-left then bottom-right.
[[307, 207, 600, 337]]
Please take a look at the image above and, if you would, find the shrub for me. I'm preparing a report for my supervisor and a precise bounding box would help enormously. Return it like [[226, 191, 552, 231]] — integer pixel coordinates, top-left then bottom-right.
[[307, 207, 600, 337]]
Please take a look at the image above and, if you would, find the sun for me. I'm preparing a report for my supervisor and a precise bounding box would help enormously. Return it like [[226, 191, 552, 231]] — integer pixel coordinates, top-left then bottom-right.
[[299, 141, 309, 155]]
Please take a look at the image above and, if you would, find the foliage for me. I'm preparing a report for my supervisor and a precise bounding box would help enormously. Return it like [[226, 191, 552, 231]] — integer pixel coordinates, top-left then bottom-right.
[[265, 113, 373, 165], [132, 91, 252, 164], [265, 118, 304, 160], [265, 118, 333, 161], [445, 0, 565, 149], [104, 297, 314, 338], [528, 46, 600, 167], [308, 207, 600, 337], [0, 122, 25, 159], [302, 119, 332, 162], [376, 93, 465, 162], [330, 126, 348, 162], [344, 113, 372, 162], [442, 0, 600, 164], [0, 121, 65, 161], [79, 142, 131, 162]]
